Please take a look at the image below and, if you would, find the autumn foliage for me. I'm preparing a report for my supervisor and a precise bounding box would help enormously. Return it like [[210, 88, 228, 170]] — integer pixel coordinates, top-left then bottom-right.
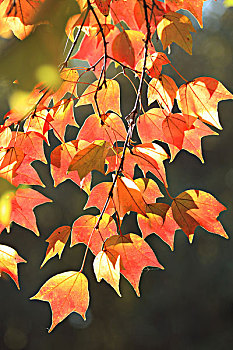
[[0, 0, 232, 332]]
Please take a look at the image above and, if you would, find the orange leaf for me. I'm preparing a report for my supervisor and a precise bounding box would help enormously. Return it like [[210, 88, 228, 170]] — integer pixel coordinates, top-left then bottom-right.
[[77, 113, 127, 144], [177, 77, 233, 129], [165, 0, 205, 27], [4, 0, 45, 25], [93, 251, 121, 296], [71, 213, 116, 255], [112, 30, 145, 68], [112, 176, 147, 218], [75, 79, 121, 116], [4, 187, 51, 236], [84, 181, 115, 215], [147, 75, 178, 113], [50, 140, 89, 187], [171, 190, 228, 241], [136, 52, 170, 79], [137, 109, 217, 162], [68, 140, 111, 180], [31, 271, 89, 332], [137, 203, 179, 250], [41, 226, 71, 267], [105, 233, 164, 296], [0, 244, 26, 289], [134, 178, 163, 203], [157, 11, 195, 54], [50, 99, 77, 140]]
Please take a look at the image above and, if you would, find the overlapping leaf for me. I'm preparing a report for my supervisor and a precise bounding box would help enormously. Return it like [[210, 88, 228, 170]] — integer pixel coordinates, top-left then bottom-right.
[[138, 203, 180, 250], [94, 251, 121, 296], [137, 109, 217, 162], [71, 213, 116, 255], [157, 12, 195, 54], [75, 79, 121, 115], [77, 113, 127, 144], [177, 77, 233, 129], [68, 140, 111, 180], [105, 233, 164, 296], [171, 190, 228, 240]]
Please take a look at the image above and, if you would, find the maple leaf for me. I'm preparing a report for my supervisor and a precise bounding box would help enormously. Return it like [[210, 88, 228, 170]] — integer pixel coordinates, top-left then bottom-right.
[[134, 0, 170, 32], [4, 0, 45, 25], [23, 109, 53, 143], [137, 109, 217, 162], [171, 190, 228, 242], [71, 25, 118, 76], [12, 155, 44, 187], [134, 177, 163, 204], [112, 176, 147, 219], [94, 251, 121, 296], [0, 187, 51, 236], [137, 203, 180, 250], [95, 0, 111, 16], [0, 244, 26, 289], [8, 131, 47, 163], [50, 99, 78, 140], [77, 113, 127, 144], [41, 226, 71, 267], [157, 11, 195, 54], [51, 68, 79, 105], [50, 140, 89, 187], [165, 0, 205, 27], [110, 0, 139, 30], [177, 77, 233, 129], [75, 79, 121, 116], [104, 233, 164, 296], [68, 140, 111, 180], [147, 74, 178, 113], [0, 127, 12, 148], [0, 146, 24, 183], [112, 30, 145, 68], [136, 52, 171, 79], [71, 213, 116, 255], [31, 271, 89, 332], [84, 181, 115, 215]]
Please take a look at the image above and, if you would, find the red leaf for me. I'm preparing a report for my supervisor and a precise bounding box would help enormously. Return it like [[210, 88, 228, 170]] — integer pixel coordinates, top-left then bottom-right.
[[8, 187, 50, 236], [85, 181, 115, 215], [77, 113, 127, 144], [71, 213, 116, 256], [95, 0, 111, 16], [112, 30, 145, 68]]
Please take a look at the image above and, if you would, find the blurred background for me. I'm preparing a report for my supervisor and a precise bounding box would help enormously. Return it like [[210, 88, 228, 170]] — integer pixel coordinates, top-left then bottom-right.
[[0, 0, 233, 349]]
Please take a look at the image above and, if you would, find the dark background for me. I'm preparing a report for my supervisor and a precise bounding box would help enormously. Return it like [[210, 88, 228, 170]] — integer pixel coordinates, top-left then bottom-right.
[[0, 1, 233, 349]]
